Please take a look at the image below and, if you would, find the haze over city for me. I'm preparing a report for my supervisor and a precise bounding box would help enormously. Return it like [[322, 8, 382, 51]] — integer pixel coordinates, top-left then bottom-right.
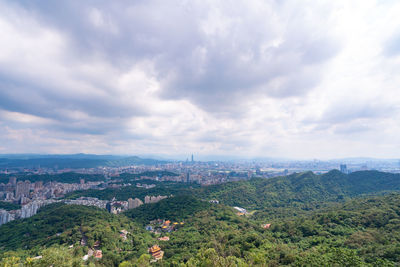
[[1, 0, 400, 159]]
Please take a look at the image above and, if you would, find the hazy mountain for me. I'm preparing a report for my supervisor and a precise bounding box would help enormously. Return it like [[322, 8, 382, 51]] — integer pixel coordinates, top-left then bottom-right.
[[0, 154, 167, 169]]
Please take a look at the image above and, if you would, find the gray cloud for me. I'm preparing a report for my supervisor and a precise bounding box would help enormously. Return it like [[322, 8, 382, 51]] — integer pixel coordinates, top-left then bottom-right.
[[0, 0, 398, 158], [0, 74, 148, 123], [7, 0, 340, 114], [321, 102, 396, 124]]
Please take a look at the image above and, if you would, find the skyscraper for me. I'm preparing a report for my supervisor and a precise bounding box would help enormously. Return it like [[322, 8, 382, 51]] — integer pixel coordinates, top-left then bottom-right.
[[340, 164, 347, 174], [186, 172, 190, 183], [15, 181, 25, 199], [24, 180, 31, 194], [191, 154, 194, 162]]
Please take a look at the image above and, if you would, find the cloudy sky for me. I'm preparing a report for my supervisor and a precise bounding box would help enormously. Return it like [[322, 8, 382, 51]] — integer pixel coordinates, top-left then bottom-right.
[[0, 0, 399, 159]]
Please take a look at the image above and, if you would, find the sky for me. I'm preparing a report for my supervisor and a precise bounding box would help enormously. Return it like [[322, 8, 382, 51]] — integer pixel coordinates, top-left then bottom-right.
[[0, 0, 399, 160]]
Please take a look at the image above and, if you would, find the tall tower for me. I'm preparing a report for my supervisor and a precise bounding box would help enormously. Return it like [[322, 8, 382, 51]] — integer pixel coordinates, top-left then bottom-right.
[[340, 164, 347, 174], [191, 154, 194, 162]]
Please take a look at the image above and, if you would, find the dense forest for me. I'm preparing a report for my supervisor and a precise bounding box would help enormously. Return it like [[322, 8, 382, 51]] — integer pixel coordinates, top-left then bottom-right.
[[0, 201, 20, 211], [1, 170, 400, 266], [0, 204, 153, 266], [195, 170, 400, 209], [124, 195, 211, 225], [64, 181, 199, 201]]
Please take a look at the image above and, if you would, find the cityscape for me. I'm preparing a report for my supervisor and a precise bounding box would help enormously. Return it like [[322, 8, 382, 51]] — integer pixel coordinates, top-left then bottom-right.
[[2, 153, 400, 226], [1, 0, 400, 265]]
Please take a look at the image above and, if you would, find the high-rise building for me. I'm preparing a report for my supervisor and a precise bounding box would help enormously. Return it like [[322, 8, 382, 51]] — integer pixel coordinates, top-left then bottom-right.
[[133, 198, 143, 208], [191, 154, 194, 162], [25, 180, 31, 192], [144, 195, 166, 204], [0, 209, 11, 225], [15, 181, 25, 199], [9, 177, 16, 186], [128, 198, 134, 209], [340, 164, 348, 174], [34, 181, 43, 192]]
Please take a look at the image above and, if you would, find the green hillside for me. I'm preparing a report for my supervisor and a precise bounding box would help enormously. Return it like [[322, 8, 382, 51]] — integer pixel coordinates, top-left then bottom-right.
[[64, 181, 198, 201], [2, 171, 400, 266], [196, 170, 400, 209], [124, 195, 211, 225], [0, 203, 153, 266], [159, 193, 400, 266], [1, 193, 400, 266]]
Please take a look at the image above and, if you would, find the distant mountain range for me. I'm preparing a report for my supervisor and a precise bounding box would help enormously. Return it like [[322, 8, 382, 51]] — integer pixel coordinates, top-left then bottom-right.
[[0, 154, 168, 169]]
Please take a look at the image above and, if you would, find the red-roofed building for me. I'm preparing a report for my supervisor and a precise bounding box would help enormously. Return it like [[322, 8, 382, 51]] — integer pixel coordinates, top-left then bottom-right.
[[94, 250, 102, 259], [262, 223, 271, 229], [158, 236, 170, 241]]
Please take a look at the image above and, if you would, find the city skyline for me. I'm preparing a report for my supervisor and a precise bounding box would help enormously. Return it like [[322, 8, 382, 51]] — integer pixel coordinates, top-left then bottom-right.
[[0, 0, 400, 159]]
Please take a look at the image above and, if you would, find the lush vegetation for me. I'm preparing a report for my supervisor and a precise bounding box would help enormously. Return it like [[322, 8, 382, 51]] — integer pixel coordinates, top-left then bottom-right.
[[195, 170, 400, 209], [0, 203, 153, 266], [0, 201, 20, 211], [124, 195, 211, 225], [2, 170, 400, 266], [64, 181, 199, 201]]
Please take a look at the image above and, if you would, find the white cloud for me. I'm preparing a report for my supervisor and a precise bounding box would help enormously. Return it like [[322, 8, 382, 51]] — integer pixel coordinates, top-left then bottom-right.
[[0, 0, 399, 159]]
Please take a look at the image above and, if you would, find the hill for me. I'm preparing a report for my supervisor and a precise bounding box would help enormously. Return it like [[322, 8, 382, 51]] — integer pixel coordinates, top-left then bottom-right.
[[64, 181, 198, 201], [124, 195, 211, 225], [0, 203, 152, 265], [1, 193, 400, 266], [196, 170, 400, 209]]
